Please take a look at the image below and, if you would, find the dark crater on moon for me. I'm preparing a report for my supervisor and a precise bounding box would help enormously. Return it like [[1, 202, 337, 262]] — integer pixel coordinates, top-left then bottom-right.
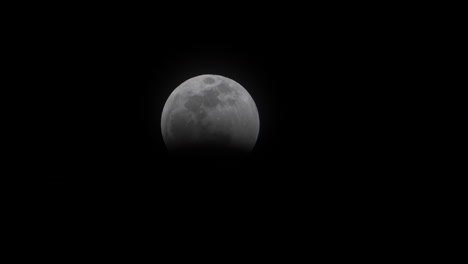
[[203, 77, 215, 84], [226, 98, 236, 105], [217, 82, 234, 94], [201, 89, 221, 107], [184, 89, 221, 111]]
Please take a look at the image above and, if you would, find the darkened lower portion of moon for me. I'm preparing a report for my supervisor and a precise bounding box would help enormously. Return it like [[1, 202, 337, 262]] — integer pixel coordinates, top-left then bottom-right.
[[161, 75, 260, 154]]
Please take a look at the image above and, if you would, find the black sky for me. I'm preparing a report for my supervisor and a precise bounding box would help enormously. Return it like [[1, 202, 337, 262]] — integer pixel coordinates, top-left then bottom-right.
[[3, 6, 466, 262]]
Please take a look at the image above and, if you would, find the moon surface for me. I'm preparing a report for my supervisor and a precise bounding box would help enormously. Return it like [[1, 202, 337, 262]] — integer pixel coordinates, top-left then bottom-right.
[[161, 74, 260, 153]]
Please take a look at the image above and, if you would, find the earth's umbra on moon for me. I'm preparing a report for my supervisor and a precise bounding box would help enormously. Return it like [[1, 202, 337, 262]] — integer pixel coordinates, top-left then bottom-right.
[[161, 74, 260, 154]]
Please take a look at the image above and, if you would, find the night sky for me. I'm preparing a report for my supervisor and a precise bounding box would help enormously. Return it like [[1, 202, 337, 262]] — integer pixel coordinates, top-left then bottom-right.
[[4, 6, 466, 262]]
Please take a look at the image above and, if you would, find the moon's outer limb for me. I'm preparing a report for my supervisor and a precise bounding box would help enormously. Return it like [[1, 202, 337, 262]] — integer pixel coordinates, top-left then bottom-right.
[[161, 74, 260, 152]]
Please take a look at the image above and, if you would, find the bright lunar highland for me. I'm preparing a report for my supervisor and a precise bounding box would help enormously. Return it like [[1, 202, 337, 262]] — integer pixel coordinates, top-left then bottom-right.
[[161, 74, 260, 153]]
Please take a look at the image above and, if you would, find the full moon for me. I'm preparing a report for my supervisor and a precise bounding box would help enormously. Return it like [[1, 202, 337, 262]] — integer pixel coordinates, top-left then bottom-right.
[[161, 74, 260, 153]]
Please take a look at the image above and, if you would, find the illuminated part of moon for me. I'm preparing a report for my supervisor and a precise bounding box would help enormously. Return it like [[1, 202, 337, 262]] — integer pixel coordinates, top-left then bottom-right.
[[161, 74, 260, 153]]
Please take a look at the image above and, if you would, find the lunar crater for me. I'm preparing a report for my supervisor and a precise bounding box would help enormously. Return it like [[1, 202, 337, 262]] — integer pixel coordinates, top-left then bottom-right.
[[226, 98, 236, 105], [203, 77, 215, 84], [217, 82, 234, 94]]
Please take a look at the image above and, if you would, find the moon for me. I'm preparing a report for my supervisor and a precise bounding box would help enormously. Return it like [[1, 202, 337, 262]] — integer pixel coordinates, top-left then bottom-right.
[[161, 74, 260, 153]]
